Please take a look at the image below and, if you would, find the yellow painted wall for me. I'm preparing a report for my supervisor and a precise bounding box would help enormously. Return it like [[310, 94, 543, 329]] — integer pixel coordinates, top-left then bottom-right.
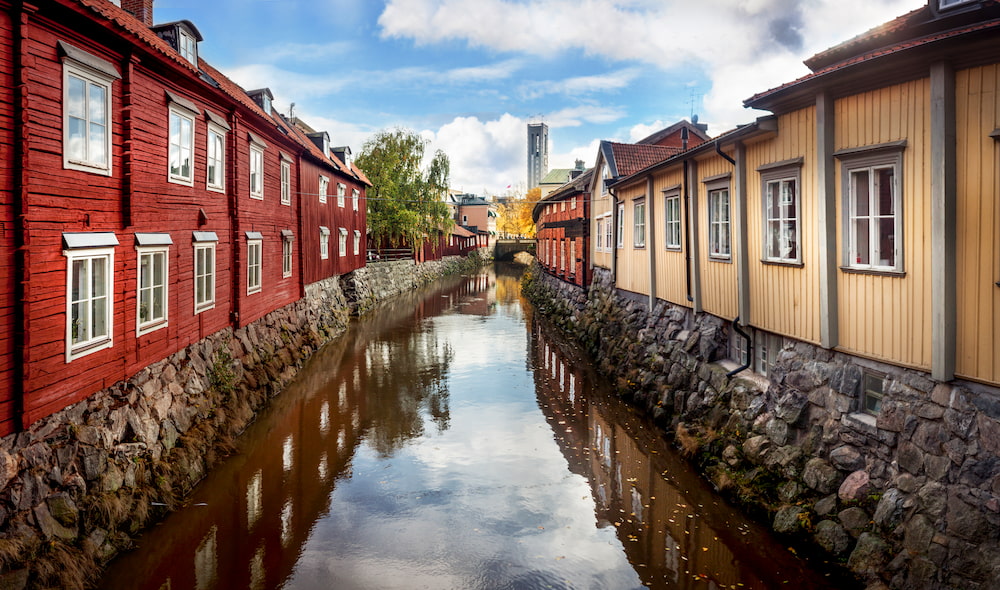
[[835, 79, 933, 370], [697, 155, 738, 320], [745, 108, 821, 344], [652, 167, 692, 307], [616, 184, 650, 296], [955, 64, 1000, 385]]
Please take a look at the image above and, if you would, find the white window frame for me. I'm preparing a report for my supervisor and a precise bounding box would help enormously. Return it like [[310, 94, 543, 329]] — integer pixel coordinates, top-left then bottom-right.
[[206, 122, 226, 193], [633, 198, 646, 248], [282, 232, 293, 278], [63, 49, 117, 176], [249, 143, 265, 200], [167, 105, 195, 186], [337, 183, 346, 208], [247, 236, 262, 294], [604, 212, 613, 252], [838, 146, 904, 273], [706, 180, 731, 261], [320, 226, 330, 260], [939, 0, 975, 9], [338, 228, 348, 257], [353, 230, 361, 255], [280, 159, 291, 206], [352, 188, 360, 211], [595, 217, 604, 252], [664, 190, 682, 250], [64, 233, 118, 362], [760, 162, 802, 264], [616, 203, 624, 249], [136, 234, 172, 336], [319, 175, 329, 204], [178, 29, 197, 65], [193, 233, 216, 314]]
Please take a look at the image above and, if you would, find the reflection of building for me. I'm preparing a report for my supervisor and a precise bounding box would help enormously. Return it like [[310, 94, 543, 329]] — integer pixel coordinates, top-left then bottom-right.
[[528, 317, 843, 590], [527, 123, 549, 190]]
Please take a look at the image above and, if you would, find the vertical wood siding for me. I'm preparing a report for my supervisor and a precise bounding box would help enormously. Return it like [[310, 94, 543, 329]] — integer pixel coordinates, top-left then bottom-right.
[[652, 167, 691, 307], [834, 79, 933, 370], [955, 64, 1000, 385], [697, 155, 738, 320], [745, 108, 821, 344], [616, 184, 650, 296], [0, 10, 16, 434], [592, 192, 613, 270]]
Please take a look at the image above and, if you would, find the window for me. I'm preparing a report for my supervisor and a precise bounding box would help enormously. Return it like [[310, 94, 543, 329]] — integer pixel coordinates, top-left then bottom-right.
[[616, 203, 624, 249], [760, 162, 802, 263], [319, 176, 329, 204], [352, 188, 360, 211], [595, 217, 605, 251], [136, 234, 172, 336], [206, 124, 225, 192], [339, 228, 348, 257], [633, 199, 646, 248], [63, 232, 118, 361], [708, 185, 731, 260], [939, 0, 975, 9], [665, 191, 682, 250], [193, 232, 216, 313], [168, 106, 195, 185], [249, 139, 265, 199], [246, 234, 262, 294], [560, 240, 566, 271], [862, 371, 885, 415], [62, 42, 119, 176], [605, 213, 613, 252], [178, 29, 197, 65], [337, 183, 346, 208], [845, 157, 901, 271], [353, 230, 361, 256], [571, 197, 577, 210], [602, 163, 611, 195], [319, 226, 330, 260], [280, 159, 291, 205], [282, 230, 293, 278]]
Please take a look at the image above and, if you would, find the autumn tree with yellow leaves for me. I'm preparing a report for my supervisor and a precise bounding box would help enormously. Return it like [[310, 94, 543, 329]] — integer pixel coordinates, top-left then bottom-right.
[[496, 187, 541, 238]]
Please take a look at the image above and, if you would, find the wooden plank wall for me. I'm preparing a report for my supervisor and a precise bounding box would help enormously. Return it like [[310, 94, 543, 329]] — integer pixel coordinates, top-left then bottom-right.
[[615, 184, 650, 296], [745, 108, 821, 344], [0, 9, 17, 434], [652, 166, 691, 307], [835, 79, 932, 370], [697, 154, 738, 321], [955, 64, 1000, 385]]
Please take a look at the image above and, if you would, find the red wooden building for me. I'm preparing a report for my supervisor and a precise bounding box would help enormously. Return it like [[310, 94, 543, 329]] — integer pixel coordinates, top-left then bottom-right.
[[533, 169, 593, 288], [0, 0, 367, 435]]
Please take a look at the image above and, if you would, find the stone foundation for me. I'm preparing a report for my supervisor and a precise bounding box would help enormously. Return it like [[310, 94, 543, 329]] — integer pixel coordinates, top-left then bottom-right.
[[524, 264, 1000, 590], [0, 256, 486, 589]]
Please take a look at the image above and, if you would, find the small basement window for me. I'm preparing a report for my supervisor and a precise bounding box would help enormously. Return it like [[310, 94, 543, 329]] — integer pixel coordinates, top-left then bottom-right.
[[862, 371, 885, 415]]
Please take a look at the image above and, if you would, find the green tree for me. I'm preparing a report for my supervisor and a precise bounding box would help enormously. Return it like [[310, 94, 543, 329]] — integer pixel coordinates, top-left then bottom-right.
[[356, 129, 453, 248]]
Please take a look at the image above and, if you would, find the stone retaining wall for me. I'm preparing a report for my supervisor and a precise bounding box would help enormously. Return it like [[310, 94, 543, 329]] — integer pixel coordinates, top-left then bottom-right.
[[524, 264, 1000, 590], [0, 256, 486, 589]]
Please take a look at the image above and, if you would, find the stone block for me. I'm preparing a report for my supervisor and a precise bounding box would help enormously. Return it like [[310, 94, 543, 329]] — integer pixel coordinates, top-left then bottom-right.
[[847, 532, 890, 575], [803, 457, 842, 495], [946, 490, 996, 542], [976, 414, 1000, 455], [766, 418, 789, 446], [815, 519, 852, 555], [944, 409, 975, 440], [897, 441, 924, 475], [911, 422, 947, 455], [830, 445, 866, 472], [815, 495, 838, 516], [831, 365, 863, 396], [839, 506, 871, 537], [903, 514, 935, 554], [33, 502, 77, 540], [742, 435, 770, 465], [773, 505, 809, 534], [873, 488, 905, 530], [839, 470, 871, 502]]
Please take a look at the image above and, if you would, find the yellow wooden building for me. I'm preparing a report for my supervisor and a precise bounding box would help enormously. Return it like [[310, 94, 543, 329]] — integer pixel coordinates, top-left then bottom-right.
[[598, 0, 1000, 388]]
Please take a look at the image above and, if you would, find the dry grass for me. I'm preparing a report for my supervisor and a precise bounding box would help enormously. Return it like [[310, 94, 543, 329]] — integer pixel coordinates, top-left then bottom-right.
[[0, 537, 26, 569], [85, 492, 130, 531], [33, 540, 94, 590], [675, 423, 702, 458]]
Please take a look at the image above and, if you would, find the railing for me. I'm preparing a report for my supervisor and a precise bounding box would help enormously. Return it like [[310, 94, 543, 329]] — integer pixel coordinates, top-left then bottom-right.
[[367, 248, 413, 262]]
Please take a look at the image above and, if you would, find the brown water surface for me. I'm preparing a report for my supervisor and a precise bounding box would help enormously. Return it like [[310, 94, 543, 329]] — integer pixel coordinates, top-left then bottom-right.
[[99, 264, 854, 590]]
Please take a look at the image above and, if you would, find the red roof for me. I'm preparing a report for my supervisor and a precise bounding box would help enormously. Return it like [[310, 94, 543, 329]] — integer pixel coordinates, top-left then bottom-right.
[[609, 143, 680, 177]]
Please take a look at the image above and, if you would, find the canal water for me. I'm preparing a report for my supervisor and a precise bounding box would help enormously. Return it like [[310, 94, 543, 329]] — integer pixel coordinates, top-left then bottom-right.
[[100, 265, 852, 590]]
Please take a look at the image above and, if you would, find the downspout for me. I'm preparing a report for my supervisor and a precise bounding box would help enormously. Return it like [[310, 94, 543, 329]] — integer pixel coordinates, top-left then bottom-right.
[[228, 110, 241, 327], [715, 139, 752, 376], [13, 3, 38, 432]]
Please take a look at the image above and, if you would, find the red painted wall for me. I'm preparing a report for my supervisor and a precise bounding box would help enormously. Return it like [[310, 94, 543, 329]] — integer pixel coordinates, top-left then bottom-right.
[[0, 7, 17, 434]]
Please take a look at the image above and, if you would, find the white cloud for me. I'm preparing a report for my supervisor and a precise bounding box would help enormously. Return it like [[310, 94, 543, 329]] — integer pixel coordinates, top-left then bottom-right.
[[420, 114, 526, 194], [519, 68, 641, 100]]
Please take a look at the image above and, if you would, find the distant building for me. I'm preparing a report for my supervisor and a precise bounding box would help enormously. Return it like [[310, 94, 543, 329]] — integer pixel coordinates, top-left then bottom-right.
[[527, 123, 549, 190], [539, 159, 588, 198]]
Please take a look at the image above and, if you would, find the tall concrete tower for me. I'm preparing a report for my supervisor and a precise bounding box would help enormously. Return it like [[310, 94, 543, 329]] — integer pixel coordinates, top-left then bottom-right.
[[527, 123, 549, 190]]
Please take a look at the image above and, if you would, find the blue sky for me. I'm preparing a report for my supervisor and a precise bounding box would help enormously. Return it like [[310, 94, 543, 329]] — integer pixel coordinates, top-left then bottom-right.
[[154, 0, 925, 195]]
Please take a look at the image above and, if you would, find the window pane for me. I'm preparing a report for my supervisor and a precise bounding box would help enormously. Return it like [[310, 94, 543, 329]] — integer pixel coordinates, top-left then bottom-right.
[[783, 221, 797, 259], [768, 220, 780, 258], [92, 294, 107, 338], [89, 84, 106, 125], [68, 118, 86, 161], [92, 257, 106, 297], [852, 170, 870, 216], [68, 76, 87, 118], [140, 254, 151, 288], [90, 123, 107, 165], [854, 218, 870, 264], [877, 168, 894, 216], [72, 259, 87, 302], [878, 218, 895, 266]]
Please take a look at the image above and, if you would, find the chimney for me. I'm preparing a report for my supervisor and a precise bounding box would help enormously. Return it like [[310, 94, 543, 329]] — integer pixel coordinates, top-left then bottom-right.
[[122, 0, 154, 26]]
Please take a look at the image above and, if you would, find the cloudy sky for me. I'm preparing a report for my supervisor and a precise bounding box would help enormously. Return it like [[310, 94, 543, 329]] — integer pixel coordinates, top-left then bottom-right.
[[154, 0, 925, 195]]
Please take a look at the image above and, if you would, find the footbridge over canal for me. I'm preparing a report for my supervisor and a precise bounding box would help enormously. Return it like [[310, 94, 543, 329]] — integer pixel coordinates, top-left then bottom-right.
[[493, 238, 535, 261]]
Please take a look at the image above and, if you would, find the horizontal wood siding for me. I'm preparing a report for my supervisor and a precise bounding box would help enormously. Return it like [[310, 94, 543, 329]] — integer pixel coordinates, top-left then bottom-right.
[[300, 156, 367, 286], [0, 9, 16, 435], [835, 79, 932, 370], [652, 167, 691, 307], [746, 108, 820, 343], [617, 185, 649, 296], [955, 64, 1000, 385], [697, 155, 738, 321]]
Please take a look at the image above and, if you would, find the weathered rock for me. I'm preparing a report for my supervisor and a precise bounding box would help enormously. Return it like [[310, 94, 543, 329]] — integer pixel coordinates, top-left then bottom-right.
[[839, 507, 871, 538], [830, 445, 866, 472], [848, 532, 891, 576], [742, 435, 770, 465], [766, 418, 789, 446], [814, 519, 852, 555], [773, 505, 809, 534], [803, 458, 841, 494], [873, 488, 905, 531], [33, 502, 77, 540], [839, 470, 871, 502], [815, 494, 838, 517]]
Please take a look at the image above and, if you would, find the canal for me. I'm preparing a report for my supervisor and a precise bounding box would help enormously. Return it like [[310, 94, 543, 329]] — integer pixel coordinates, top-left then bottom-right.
[[100, 265, 852, 590]]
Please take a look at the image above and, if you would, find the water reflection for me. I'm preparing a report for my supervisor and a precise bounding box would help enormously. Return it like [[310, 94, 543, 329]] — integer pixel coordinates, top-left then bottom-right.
[[100, 265, 849, 590]]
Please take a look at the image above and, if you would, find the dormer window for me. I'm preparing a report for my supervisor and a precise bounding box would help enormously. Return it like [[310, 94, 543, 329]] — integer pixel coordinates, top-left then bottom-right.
[[938, 0, 975, 8], [178, 29, 197, 65], [247, 88, 273, 115]]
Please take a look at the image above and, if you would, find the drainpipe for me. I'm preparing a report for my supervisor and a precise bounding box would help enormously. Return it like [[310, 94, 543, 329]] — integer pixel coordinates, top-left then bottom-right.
[[715, 139, 753, 375], [726, 316, 752, 377]]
